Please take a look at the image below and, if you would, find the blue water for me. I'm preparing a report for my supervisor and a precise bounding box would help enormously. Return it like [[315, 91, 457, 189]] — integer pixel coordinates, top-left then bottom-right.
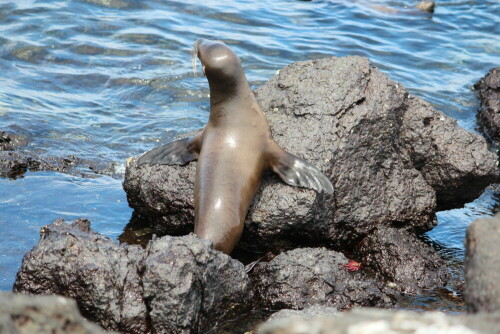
[[0, 0, 498, 312], [0, 171, 132, 290], [426, 185, 499, 260]]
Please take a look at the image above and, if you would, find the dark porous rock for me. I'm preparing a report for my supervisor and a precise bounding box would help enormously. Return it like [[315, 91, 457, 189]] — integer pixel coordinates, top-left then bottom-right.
[[123, 56, 498, 291], [465, 213, 500, 313], [14, 218, 251, 334], [357, 227, 449, 293], [0, 126, 30, 151], [475, 67, 500, 144], [0, 292, 116, 334], [0, 149, 124, 179], [400, 96, 499, 210], [0, 151, 54, 178], [124, 132, 198, 236], [143, 234, 252, 334], [251, 248, 397, 311], [0, 150, 81, 178], [0, 131, 19, 151], [13, 218, 148, 334], [258, 307, 500, 334], [257, 57, 497, 223]]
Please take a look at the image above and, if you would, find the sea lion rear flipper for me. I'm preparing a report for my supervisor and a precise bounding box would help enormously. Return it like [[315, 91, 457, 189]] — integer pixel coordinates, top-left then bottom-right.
[[269, 144, 334, 194], [137, 132, 202, 166]]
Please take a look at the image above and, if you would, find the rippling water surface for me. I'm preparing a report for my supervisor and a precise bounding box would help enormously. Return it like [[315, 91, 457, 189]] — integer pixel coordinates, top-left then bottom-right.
[[0, 171, 132, 290], [0, 0, 499, 314]]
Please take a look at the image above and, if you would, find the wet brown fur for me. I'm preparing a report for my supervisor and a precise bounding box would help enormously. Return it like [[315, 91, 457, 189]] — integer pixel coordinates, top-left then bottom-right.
[[191, 39, 277, 254]]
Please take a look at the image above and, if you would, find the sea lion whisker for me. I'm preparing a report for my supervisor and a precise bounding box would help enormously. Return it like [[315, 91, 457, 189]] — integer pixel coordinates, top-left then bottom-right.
[[192, 43, 198, 77]]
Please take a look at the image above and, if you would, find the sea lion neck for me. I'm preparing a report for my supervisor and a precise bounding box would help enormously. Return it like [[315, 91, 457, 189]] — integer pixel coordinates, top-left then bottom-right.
[[207, 78, 260, 126], [194, 39, 260, 125], [207, 71, 252, 107]]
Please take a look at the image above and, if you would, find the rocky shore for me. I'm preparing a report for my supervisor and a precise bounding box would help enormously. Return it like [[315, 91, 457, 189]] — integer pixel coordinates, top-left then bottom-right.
[[124, 56, 497, 294], [6, 59, 500, 333], [475, 67, 500, 145], [0, 127, 121, 179], [10, 213, 500, 334], [258, 213, 500, 334]]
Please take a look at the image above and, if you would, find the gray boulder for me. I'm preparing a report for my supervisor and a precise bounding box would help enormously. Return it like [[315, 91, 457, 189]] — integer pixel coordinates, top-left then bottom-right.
[[123, 56, 498, 291], [251, 248, 397, 310], [356, 227, 449, 293], [13, 218, 251, 334], [465, 213, 500, 313], [475, 67, 500, 144], [124, 147, 197, 236], [13, 218, 148, 334], [258, 307, 500, 334], [143, 234, 252, 334], [0, 292, 116, 334]]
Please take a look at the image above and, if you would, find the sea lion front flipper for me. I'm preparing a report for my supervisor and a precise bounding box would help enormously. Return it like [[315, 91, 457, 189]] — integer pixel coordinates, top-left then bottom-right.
[[137, 132, 203, 166], [269, 143, 334, 194]]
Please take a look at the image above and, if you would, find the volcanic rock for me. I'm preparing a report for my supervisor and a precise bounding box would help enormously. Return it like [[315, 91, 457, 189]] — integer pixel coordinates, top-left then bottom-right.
[[475, 67, 500, 144], [0, 292, 116, 334], [123, 56, 498, 292], [465, 213, 500, 313], [251, 248, 398, 310], [14, 218, 251, 334]]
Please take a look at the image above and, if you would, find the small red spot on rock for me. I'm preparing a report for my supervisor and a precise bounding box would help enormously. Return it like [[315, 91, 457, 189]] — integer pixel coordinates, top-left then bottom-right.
[[342, 260, 362, 271]]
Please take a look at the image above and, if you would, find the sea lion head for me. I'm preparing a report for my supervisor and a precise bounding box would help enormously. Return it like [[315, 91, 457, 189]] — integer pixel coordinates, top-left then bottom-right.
[[194, 39, 246, 93]]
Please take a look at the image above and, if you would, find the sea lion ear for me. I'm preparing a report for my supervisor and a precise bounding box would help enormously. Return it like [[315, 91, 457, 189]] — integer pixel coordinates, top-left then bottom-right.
[[269, 143, 334, 195], [137, 132, 203, 166]]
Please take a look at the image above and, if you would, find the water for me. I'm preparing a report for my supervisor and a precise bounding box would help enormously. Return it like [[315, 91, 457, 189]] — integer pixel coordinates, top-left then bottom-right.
[[0, 0, 499, 315], [0, 171, 132, 290], [426, 185, 500, 261]]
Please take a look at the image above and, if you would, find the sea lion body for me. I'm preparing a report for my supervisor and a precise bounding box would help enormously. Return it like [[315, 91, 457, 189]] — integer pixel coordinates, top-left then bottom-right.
[[138, 39, 333, 254], [195, 123, 267, 254]]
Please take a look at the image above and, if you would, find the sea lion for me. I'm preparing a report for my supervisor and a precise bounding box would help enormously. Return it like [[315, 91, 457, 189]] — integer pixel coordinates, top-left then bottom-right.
[[138, 39, 333, 254]]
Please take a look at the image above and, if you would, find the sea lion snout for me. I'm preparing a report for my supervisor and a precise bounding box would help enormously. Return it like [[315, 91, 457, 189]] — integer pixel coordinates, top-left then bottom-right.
[[194, 39, 241, 79]]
